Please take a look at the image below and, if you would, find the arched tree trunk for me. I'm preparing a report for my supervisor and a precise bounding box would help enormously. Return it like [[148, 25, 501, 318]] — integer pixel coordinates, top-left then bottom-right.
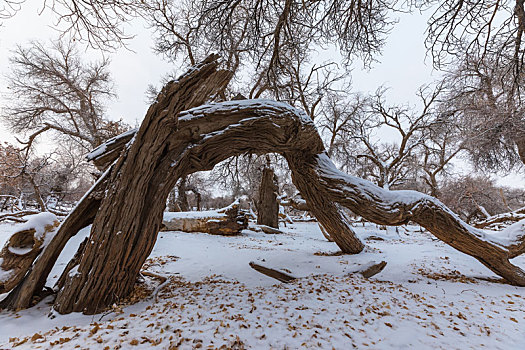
[[5, 56, 525, 315], [256, 167, 279, 228]]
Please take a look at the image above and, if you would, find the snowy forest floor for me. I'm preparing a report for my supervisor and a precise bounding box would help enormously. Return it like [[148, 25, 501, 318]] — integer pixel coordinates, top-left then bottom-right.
[[0, 220, 524, 349]]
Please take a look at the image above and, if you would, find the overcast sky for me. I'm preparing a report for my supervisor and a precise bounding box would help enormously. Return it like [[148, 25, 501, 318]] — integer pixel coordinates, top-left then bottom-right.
[[0, 3, 522, 187]]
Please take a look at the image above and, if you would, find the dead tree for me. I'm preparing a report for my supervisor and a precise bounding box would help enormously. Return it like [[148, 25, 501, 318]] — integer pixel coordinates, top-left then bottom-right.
[[256, 167, 279, 228], [3, 56, 525, 315], [162, 202, 248, 235]]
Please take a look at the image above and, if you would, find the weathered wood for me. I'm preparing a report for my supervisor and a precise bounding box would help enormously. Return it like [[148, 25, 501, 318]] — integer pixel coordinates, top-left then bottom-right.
[[53, 55, 234, 314], [249, 262, 296, 282], [358, 261, 387, 278], [7, 56, 525, 315], [280, 196, 309, 211], [86, 128, 137, 171], [0, 171, 108, 310], [255, 225, 284, 234], [162, 202, 248, 235], [256, 167, 279, 228], [0, 213, 59, 295], [474, 208, 525, 229]]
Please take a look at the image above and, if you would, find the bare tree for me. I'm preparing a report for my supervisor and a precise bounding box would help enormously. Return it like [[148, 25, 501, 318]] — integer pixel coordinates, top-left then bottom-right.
[[420, 0, 525, 87], [1, 0, 145, 49], [438, 175, 525, 223], [2, 40, 128, 154], [442, 51, 525, 171], [419, 112, 464, 197], [329, 85, 443, 189]]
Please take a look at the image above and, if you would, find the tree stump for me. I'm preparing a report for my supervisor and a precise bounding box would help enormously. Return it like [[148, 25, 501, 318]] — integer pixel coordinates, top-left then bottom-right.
[[256, 167, 279, 228], [0, 213, 59, 294]]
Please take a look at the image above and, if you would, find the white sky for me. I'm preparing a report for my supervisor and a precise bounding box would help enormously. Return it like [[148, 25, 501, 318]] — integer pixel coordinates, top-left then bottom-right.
[[0, 4, 522, 188]]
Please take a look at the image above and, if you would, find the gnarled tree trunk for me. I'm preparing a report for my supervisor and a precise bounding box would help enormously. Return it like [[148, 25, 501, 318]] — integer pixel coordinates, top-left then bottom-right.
[[4, 56, 525, 315]]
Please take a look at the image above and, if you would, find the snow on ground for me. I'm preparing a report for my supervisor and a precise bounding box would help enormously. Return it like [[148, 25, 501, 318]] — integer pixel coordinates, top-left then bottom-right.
[[0, 220, 524, 349]]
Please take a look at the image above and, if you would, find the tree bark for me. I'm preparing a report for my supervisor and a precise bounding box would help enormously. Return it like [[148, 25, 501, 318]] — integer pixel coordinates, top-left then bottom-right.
[[256, 167, 279, 228], [53, 55, 233, 314]]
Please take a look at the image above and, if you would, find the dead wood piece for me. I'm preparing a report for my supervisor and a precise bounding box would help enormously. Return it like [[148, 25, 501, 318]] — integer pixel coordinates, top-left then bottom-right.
[[256, 225, 284, 234], [0, 216, 59, 294], [162, 202, 248, 235], [86, 128, 137, 171], [358, 261, 387, 278], [249, 262, 296, 283], [474, 212, 525, 229], [280, 196, 310, 211]]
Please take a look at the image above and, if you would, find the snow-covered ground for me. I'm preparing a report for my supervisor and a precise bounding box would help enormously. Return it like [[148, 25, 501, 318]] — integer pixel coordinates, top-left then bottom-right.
[[0, 220, 524, 349]]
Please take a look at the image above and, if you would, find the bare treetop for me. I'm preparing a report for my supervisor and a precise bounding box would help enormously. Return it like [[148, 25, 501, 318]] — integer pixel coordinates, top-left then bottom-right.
[[1, 0, 144, 50], [2, 40, 127, 153], [421, 0, 525, 83]]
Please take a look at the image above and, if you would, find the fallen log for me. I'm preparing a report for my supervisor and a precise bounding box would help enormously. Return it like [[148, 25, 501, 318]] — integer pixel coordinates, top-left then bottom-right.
[[357, 261, 387, 278], [249, 260, 387, 283], [0, 213, 59, 294], [162, 201, 248, 235], [253, 224, 284, 234], [249, 262, 297, 282], [474, 208, 525, 229]]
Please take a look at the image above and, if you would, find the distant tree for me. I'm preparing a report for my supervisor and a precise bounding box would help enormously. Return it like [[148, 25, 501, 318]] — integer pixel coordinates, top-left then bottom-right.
[[439, 175, 525, 223], [442, 51, 525, 171], [323, 84, 443, 189], [418, 111, 464, 197], [2, 40, 129, 154]]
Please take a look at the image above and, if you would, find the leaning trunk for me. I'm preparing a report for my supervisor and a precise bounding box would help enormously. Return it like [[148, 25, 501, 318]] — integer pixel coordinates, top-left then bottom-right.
[[53, 56, 232, 314]]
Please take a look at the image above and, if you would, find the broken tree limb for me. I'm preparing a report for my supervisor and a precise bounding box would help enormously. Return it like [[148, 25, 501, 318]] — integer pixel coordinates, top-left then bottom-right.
[[249, 262, 297, 282], [0, 168, 109, 310], [161, 201, 248, 235], [474, 208, 525, 229], [86, 128, 137, 171], [0, 213, 59, 294], [357, 261, 387, 278], [250, 260, 386, 282]]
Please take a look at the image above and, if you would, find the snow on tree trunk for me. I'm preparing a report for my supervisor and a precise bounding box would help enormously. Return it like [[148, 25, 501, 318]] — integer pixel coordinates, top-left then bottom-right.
[[0, 213, 58, 294], [6, 56, 525, 315], [256, 167, 279, 228], [53, 56, 233, 314], [162, 201, 247, 235]]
